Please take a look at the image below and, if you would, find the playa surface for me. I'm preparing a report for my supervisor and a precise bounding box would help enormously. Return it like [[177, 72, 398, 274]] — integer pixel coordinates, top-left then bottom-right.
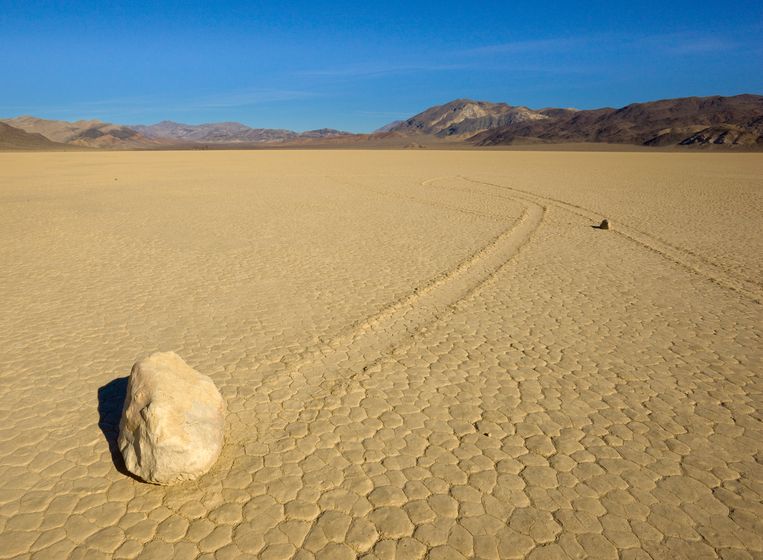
[[0, 150, 761, 559]]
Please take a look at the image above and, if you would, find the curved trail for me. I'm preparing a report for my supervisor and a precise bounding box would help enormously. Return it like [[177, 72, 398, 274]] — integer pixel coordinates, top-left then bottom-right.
[[226, 181, 545, 454], [458, 176, 763, 304], [221, 170, 754, 554]]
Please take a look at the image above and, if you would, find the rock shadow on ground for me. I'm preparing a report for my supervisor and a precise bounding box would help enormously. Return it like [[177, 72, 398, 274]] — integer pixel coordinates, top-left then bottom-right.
[[97, 376, 140, 480]]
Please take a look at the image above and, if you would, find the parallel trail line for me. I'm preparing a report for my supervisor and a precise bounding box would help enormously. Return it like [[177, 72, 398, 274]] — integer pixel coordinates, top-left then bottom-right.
[[226, 179, 546, 458], [459, 176, 763, 304]]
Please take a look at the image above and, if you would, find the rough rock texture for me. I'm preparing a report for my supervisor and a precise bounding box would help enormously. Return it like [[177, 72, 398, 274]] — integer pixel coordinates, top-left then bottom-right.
[[385, 98, 548, 138], [599, 219, 610, 230], [472, 94, 763, 147], [118, 351, 225, 485]]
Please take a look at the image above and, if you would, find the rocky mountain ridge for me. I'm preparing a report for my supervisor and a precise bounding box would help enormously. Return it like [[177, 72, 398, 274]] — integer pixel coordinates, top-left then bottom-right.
[[131, 121, 353, 143], [2, 116, 157, 148], [469, 94, 763, 147], [385, 99, 552, 138], [3, 94, 761, 150]]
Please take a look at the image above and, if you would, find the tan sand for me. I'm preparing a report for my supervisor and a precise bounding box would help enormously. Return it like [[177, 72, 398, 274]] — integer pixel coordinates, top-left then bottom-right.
[[0, 150, 761, 559]]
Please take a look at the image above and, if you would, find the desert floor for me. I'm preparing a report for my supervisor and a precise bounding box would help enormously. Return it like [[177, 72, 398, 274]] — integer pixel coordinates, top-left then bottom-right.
[[0, 150, 761, 559]]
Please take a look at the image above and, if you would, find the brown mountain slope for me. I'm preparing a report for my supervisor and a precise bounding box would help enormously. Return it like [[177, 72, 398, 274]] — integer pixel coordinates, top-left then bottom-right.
[[386, 99, 548, 138], [471, 94, 763, 147], [0, 122, 73, 150], [2, 116, 160, 149]]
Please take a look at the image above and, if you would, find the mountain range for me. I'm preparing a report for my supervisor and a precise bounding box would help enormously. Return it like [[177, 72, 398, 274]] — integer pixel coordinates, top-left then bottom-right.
[[2, 94, 761, 150], [468, 94, 763, 147], [131, 121, 353, 144]]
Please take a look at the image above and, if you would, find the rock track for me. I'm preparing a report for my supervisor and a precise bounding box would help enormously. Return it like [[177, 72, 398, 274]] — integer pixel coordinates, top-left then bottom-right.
[[458, 176, 763, 304], [225, 177, 545, 449]]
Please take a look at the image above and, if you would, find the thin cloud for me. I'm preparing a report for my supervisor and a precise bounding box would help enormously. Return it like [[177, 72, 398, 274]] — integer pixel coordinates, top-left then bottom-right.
[[462, 31, 742, 58], [0, 94, 159, 116], [0, 88, 316, 122], [297, 59, 591, 81], [296, 62, 467, 78], [192, 88, 314, 109], [640, 32, 739, 55], [461, 37, 588, 56]]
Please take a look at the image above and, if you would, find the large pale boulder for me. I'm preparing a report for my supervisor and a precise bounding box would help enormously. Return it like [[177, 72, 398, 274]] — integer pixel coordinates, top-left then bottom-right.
[[118, 351, 225, 485]]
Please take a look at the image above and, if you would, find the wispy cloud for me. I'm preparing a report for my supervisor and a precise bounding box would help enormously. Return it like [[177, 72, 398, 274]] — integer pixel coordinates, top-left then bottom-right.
[[296, 58, 592, 81], [349, 28, 755, 87], [461, 31, 742, 58], [296, 62, 467, 78], [461, 37, 588, 56], [639, 32, 739, 55], [1, 88, 316, 120], [1, 94, 158, 116], [191, 88, 314, 109]]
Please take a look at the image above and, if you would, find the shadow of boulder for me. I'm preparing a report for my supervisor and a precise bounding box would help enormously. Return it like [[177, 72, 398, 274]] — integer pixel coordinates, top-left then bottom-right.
[[97, 376, 137, 478]]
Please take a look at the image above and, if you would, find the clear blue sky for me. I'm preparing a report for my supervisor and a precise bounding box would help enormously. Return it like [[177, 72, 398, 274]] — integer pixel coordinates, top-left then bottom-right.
[[1, 1, 761, 132]]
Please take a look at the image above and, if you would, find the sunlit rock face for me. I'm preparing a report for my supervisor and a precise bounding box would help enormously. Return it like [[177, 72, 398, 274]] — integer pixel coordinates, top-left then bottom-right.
[[118, 351, 226, 485]]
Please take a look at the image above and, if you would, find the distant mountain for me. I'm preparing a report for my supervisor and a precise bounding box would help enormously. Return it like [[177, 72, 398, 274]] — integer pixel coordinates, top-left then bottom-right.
[[470, 94, 763, 147], [298, 128, 354, 139], [385, 99, 549, 138], [1, 116, 157, 148], [132, 121, 296, 143], [0, 122, 72, 150], [4, 94, 761, 150], [132, 121, 353, 143]]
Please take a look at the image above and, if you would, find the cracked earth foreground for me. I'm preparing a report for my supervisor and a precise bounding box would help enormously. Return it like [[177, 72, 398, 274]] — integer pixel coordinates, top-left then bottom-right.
[[0, 150, 761, 559]]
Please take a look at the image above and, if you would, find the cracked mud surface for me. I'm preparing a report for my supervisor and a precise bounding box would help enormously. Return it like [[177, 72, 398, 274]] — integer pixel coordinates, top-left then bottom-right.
[[0, 151, 761, 559]]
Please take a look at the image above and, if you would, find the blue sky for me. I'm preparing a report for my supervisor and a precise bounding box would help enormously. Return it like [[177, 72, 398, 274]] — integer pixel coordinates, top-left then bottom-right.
[[1, 1, 761, 132]]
